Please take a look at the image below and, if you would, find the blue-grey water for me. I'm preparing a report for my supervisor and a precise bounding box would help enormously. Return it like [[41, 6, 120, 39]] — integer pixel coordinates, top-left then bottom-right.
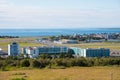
[[0, 28, 120, 37]]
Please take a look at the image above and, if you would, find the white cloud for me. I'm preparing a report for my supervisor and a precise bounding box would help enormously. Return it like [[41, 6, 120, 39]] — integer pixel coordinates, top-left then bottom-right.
[[0, 0, 120, 28]]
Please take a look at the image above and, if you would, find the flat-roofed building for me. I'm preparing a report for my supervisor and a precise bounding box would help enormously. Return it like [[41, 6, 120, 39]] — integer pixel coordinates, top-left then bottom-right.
[[22, 46, 68, 58], [85, 48, 110, 57], [69, 47, 110, 57], [22, 47, 39, 58], [22, 46, 110, 58], [38, 46, 68, 54], [110, 50, 120, 57]]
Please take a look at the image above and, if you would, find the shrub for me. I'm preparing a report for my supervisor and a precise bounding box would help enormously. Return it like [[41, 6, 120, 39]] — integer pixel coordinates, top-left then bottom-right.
[[0, 62, 3, 68], [39, 54, 51, 59], [21, 59, 30, 67], [38, 59, 50, 68], [31, 60, 40, 68]]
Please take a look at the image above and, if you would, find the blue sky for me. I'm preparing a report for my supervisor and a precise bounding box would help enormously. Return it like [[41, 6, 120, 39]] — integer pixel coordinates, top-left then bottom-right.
[[0, 0, 120, 29]]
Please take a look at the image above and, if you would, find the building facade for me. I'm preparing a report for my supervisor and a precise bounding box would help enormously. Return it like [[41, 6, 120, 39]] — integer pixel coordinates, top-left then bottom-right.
[[22, 47, 39, 58], [69, 47, 86, 57], [22, 46, 110, 58], [85, 48, 110, 57], [22, 46, 68, 58], [110, 50, 120, 57], [8, 42, 20, 56], [69, 47, 110, 57], [38, 46, 68, 54]]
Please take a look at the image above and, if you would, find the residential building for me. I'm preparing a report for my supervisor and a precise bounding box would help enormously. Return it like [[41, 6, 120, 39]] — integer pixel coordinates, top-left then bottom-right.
[[8, 42, 20, 56]]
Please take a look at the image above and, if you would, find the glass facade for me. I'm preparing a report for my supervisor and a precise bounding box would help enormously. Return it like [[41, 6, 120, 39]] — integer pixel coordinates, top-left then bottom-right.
[[69, 47, 110, 57], [86, 48, 110, 57], [37, 46, 68, 54], [23, 46, 110, 58], [8, 42, 20, 56], [69, 47, 85, 57]]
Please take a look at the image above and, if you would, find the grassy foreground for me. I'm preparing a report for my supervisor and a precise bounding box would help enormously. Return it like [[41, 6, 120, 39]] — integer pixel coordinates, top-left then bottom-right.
[[0, 67, 120, 80]]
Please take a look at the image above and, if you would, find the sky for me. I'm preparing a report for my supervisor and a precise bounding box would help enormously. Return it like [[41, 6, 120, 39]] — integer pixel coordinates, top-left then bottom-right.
[[0, 0, 120, 29]]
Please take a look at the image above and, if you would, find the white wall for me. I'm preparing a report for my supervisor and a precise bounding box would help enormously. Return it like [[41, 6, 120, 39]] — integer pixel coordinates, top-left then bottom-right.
[[8, 44, 11, 56]]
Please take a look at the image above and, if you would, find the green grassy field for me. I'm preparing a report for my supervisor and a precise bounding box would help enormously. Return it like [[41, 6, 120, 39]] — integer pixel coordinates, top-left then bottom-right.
[[0, 67, 120, 80]]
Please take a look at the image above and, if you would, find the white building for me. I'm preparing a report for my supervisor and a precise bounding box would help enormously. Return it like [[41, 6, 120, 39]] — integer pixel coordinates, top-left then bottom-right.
[[110, 50, 120, 57], [8, 42, 20, 56], [22, 47, 39, 58]]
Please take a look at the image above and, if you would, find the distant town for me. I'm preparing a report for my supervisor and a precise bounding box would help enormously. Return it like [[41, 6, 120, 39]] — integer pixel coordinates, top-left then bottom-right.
[[50, 32, 120, 43]]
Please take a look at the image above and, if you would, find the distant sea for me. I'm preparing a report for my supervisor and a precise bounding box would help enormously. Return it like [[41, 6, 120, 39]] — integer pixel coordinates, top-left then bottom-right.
[[0, 28, 120, 37]]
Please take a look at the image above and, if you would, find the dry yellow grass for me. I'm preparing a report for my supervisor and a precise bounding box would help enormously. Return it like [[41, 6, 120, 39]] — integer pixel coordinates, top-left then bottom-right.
[[0, 67, 120, 80]]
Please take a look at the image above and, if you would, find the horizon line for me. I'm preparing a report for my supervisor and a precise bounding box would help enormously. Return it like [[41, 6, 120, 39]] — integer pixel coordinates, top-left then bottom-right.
[[0, 27, 120, 29]]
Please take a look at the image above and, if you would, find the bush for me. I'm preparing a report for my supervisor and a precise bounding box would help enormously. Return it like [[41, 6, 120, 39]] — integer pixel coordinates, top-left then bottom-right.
[[1, 57, 120, 68], [52, 59, 63, 66], [0, 62, 3, 68], [5, 59, 14, 66], [38, 59, 50, 68], [21, 59, 30, 67], [31, 60, 40, 68], [39, 54, 51, 59]]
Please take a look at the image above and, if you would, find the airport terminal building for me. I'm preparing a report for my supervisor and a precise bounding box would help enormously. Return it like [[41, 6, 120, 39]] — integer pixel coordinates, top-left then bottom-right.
[[7, 42, 110, 58], [70, 47, 110, 57], [22, 46, 68, 58], [22, 46, 110, 58]]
